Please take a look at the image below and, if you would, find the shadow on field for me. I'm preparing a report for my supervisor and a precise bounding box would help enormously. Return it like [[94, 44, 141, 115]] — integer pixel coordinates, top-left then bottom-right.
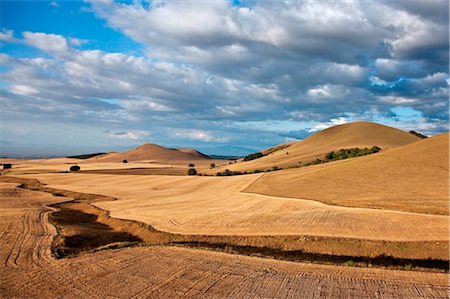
[[49, 206, 142, 258]]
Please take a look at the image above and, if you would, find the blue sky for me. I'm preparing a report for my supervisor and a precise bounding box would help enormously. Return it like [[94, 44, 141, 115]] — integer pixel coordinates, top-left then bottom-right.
[[1, 0, 448, 157]]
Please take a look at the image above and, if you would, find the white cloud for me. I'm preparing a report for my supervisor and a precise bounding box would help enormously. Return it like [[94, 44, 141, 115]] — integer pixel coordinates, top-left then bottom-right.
[[23, 32, 69, 54], [0, 29, 14, 42], [108, 130, 149, 140], [173, 129, 228, 143], [309, 117, 349, 132], [10, 85, 39, 96]]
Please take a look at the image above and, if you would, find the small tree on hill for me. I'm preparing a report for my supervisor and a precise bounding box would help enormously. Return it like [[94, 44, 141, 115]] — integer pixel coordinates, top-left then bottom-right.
[[188, 163, 195, 167], [70, 165, 80, 172], [210, 163, 215, 169], [187, 168, 197, 176], [123, 160, 128, 163], [3, 163, 12, 169]]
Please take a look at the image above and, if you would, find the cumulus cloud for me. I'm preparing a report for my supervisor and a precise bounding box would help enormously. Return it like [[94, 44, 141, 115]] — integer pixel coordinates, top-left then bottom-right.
[[108, 130, 149, 140], [0, 0, 448, 153], [23, 31, 69, 54], [173, 129, 229, 143]]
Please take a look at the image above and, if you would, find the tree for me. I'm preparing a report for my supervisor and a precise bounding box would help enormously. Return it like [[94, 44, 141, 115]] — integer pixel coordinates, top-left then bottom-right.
[[70, 165, 80, 171], [187, 168, 197, 175], [3, 163, 12, 169], [243, 152, 264, 161], [210, 163, 215, 169], [123, 160, 128, 163], [188, 163, 195, 167]]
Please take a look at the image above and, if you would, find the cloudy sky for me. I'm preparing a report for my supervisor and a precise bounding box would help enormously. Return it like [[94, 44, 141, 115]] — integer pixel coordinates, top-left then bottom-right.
[[1, 0, 448, 156]]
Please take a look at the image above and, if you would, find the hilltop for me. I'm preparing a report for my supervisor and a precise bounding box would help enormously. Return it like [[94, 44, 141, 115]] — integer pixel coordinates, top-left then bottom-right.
[[89, 143, 211, 163], [208, 122, 421, 173]]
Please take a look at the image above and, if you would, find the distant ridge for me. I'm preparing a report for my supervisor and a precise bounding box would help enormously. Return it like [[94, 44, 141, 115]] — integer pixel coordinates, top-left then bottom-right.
[[90, 143, 210, 162]]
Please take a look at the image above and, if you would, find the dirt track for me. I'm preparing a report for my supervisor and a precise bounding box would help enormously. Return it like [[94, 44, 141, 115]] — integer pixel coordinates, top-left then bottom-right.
[[1, 182, 449, 298]]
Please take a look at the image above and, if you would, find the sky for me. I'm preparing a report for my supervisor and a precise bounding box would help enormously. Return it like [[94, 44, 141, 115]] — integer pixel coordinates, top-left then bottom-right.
[[0, 0, 449, 157]]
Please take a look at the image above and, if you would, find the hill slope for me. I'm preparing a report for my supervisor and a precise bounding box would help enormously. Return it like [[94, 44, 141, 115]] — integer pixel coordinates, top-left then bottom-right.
[[245, 133, 449, 215], [209, 122, 421, 173], [90, 143, 210, 162]]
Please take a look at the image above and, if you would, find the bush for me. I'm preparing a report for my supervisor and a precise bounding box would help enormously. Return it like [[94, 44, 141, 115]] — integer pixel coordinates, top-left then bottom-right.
[[123, 160, 128, 163], [210, 163, 215, 169], [243, 152, 264, 161], [70, 165, 80, 172], [187, 168, 197, 175], [3, 163, 12, 169], [271, 166, 281, 171], [324, 146, 381, 162], [253, 169, 261, 173], [216, 169, 244, 176], [188, 163, 195, 167]]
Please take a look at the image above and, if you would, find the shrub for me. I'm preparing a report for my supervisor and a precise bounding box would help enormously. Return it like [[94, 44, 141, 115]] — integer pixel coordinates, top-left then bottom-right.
[[271, 166, 281, 171], [70, 165, 80, 172], [210, 163, 216, 169], [243, 152, 264, 161], [370, 146, 381, 153], [123, 160, 128, 163], [188, 163, 195, 167], [187, 168, 197, 176], [3, 163, 12, 169], [253, 169, 261, 173]]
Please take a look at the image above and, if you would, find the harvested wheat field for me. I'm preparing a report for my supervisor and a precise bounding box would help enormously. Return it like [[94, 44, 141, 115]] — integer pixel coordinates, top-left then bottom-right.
[[17, 172, 449, 243], [246, 133, 449, 215], [0, 181, 449, 298]]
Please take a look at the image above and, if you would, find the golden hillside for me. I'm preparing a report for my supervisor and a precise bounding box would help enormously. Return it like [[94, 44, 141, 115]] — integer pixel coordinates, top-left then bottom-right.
[[245, 133, 449, 215], [90, 143, 210, 163], [210, 122, 421, 173]]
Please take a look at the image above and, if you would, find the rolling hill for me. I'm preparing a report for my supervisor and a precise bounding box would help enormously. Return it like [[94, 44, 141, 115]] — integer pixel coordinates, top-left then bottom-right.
[[89, 143, 210, 163], [245, 133, 449, 215], [208, 122, 421, 173]]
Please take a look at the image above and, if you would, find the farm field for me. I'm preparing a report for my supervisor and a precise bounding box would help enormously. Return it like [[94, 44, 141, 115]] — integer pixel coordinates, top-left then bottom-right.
[[16, 172, 449, 242], [1, 181, 448, 298], [1, 122, 449, 297]]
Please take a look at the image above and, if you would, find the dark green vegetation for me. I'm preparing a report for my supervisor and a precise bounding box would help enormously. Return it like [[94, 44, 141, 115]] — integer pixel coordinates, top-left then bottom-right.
[[304, 146, 381, 166], [324, 146, 380, 160], [123, 160, 128, 163], [67, 153, 106, 159], [210, 163, 216, 169], [3, 163, 12, 169], [213, 146, 381, 176], [188, 163, 195, 167], [409, 130, 428, 139], [70, 165, 81, 172], [217, 169, 246, 176], [243, 152, 264, 161], [187, 168, 197, 175]]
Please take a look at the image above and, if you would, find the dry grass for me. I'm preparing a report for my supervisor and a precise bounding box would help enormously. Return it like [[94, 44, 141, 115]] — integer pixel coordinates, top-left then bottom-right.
[[0, 181, 449, 298], [14, 171, 449, 242], [205, 121, 420, 174], [246, 133, 449, 215]]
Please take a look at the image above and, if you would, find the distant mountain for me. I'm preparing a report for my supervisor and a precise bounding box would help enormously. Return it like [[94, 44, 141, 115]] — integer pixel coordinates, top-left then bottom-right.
[[89, 143, 211, 162]]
